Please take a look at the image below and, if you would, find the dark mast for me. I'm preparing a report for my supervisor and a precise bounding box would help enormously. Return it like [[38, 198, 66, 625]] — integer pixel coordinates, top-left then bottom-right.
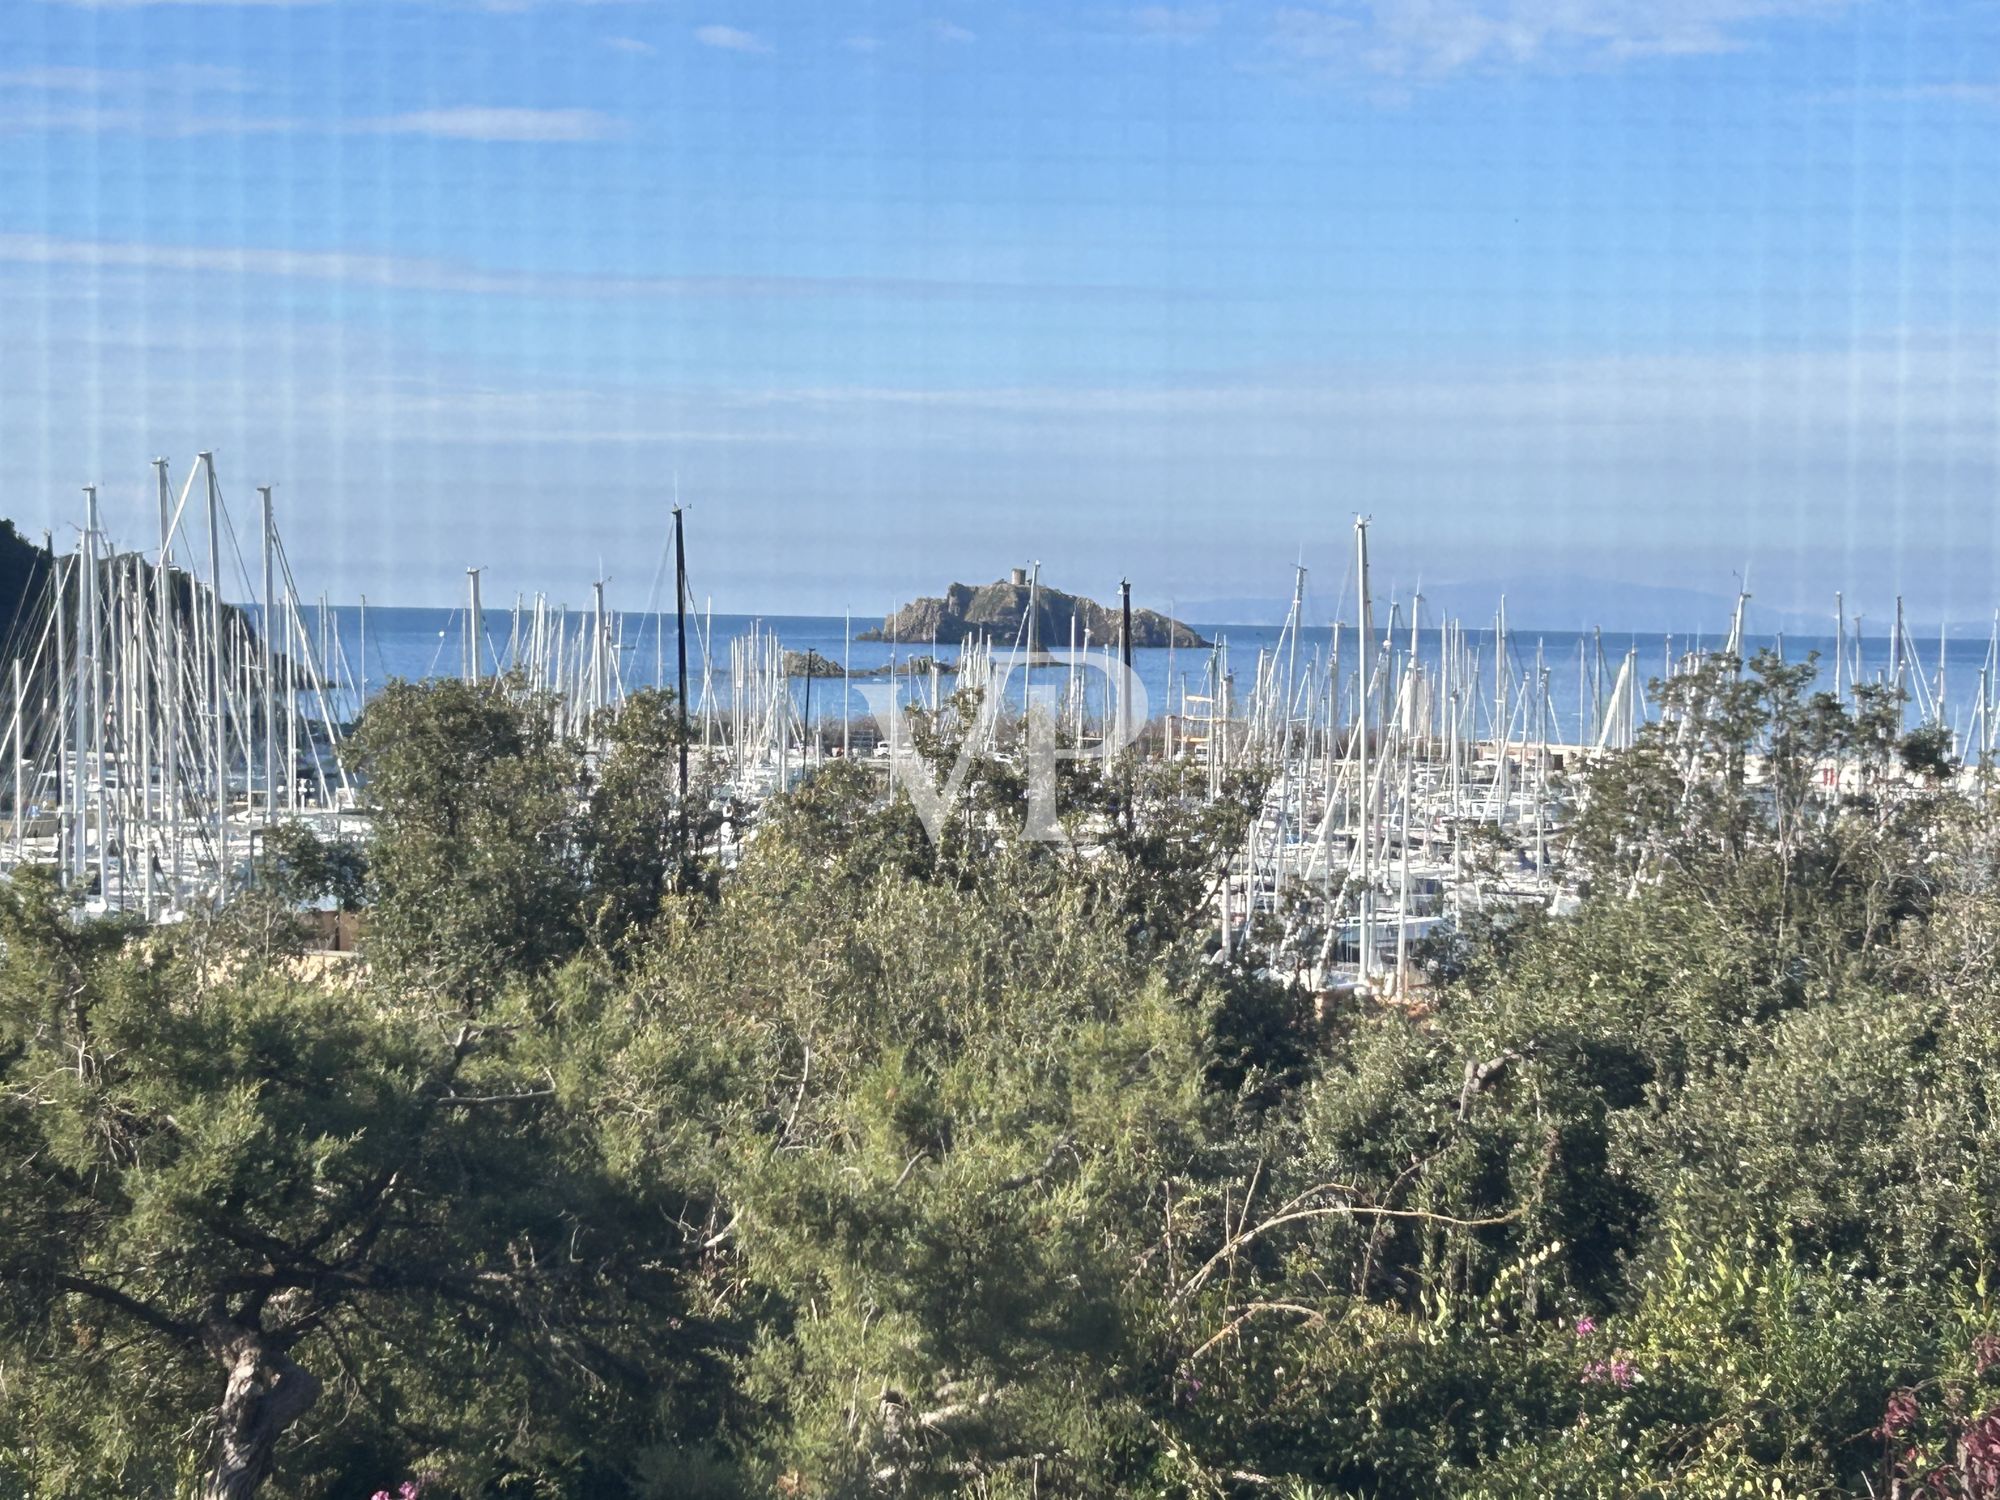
[[1120, 578, 1134, 831], [673, 505, 690, 870]]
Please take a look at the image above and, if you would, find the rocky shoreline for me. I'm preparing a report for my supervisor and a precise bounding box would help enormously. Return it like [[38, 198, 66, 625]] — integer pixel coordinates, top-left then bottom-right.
[[783, 650, 950, 679]]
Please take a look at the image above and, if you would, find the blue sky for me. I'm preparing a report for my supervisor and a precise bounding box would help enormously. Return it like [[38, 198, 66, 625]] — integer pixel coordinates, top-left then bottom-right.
[[1, 0, 1997, 625]]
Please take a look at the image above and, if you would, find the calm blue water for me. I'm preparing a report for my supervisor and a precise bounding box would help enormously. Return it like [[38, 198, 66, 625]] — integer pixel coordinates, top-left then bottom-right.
[[281, 605, 1998, 749]]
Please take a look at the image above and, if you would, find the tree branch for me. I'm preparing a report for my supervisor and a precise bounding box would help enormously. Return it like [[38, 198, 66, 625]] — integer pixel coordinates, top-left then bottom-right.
[[46, 1271, 197, 1344]]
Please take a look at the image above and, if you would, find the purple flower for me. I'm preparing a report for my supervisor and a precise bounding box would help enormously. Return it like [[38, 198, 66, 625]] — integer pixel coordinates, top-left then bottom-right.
[[1582, 1357, 1634, 1389], [1574, 1315, 1597, 1338]]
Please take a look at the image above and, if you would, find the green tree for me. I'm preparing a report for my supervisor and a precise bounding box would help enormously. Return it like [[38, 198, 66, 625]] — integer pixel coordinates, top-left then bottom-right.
[[579, 688, 721, 941], [0, 862, 724, 1499], [599, 780, 1236, 1496], [350, 679, 585, 1002]]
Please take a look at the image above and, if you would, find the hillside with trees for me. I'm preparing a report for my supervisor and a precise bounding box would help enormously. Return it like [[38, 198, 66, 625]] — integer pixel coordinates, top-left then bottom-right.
[[3, 657, 1999, 1498], [0, 521, 52, 657]]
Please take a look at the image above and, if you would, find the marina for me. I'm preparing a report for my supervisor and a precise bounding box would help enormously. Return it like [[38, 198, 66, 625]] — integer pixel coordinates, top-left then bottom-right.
[[7, 462, 1993, 1001]]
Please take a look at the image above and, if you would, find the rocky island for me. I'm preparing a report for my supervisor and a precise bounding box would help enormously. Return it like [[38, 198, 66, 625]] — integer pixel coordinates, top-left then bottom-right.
[[858, 570, 1207, 649]]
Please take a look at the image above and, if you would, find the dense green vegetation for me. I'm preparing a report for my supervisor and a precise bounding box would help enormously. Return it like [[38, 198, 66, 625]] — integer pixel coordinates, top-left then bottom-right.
[[4, 656, 2000, 1497], [0, 521, 53, 657]]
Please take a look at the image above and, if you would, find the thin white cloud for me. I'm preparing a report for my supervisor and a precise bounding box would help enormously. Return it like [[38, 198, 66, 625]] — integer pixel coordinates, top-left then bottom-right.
[[1128, 5, 1222, 43], [41, 0, 327, 8], [0, 106, 299, 137], [1269, 0, 1859, 84], [930, 19, 977, 43], [844, 34, 884, 53], [0, 231, 1137, 302], [0, 233, 529, 295], [606, 36, 656, 54], [352, 107, 619, 142], [469, 0, 661, 10], [694, 24, 771, 53], [1916, 82, 2000, 105], [1834, 81, 2000, 107], [0, 86, 612, 142], [0, 62, 253, 94], [747, 340, 1996, 435], [0, 66, 116, 91]]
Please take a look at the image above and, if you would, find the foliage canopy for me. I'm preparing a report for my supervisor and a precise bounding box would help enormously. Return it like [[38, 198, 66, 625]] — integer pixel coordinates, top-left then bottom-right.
[[5, 663, 2000, 1498]]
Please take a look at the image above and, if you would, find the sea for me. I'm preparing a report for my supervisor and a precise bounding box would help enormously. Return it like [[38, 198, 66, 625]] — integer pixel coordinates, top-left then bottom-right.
[[289, 606, 1996, 749]]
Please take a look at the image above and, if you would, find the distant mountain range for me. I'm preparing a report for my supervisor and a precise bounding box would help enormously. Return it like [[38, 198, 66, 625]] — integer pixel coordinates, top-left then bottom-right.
[[1398, 576, 1809, 637], [1175, 575, 1976, 637]]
